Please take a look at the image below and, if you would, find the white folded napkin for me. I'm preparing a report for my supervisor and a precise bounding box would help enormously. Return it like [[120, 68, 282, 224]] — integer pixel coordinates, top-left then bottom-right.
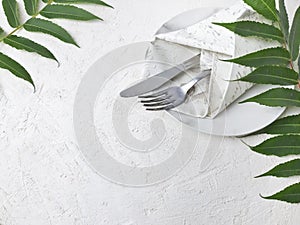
[[144, 1, 279, 118]]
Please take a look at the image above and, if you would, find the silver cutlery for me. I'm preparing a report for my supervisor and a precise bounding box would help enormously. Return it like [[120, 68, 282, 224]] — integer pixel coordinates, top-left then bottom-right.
[[120, 54, 200, 97], [139, 69, 211, 111]]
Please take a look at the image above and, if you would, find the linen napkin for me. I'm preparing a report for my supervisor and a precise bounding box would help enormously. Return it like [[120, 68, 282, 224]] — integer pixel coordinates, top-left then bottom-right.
[[144, 1, 280, 118]]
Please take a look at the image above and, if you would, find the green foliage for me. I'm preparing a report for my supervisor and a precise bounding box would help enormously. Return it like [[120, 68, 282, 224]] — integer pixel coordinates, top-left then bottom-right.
[[2, 0, 20, 28], [256, 159, 300, 178], [217, 0, 300, 203], [0, 0, 112, 88], [53, 0, 113, 8], [4, 35, 57, 62], [0, 52, 34, 88], [213, 21, 284, 42], [238, 66, 298, 85], [224, 47, 290, 67], [40, 4, 102, 21], [256, 114, 300, 135], [278, 0, 289, 40], [250, 135, 300, 157], [243, 0, 278, 21], [24, 0, 39, 16], [240, 88, 300, 107], [24, 18, 79, 47], [289, 7, 300, 60], [262, 183, 300, 204]]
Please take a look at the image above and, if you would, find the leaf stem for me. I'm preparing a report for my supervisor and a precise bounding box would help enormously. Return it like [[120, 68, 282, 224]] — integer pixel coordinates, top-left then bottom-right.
[[0, 0, 54, 43]]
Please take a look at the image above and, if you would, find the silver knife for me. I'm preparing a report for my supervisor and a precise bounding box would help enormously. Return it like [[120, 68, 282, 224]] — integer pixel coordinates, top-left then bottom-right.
[[120, 54, 200, 97]]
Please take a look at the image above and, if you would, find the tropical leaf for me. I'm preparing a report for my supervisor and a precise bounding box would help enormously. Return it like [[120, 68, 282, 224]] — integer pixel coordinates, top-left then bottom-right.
[[40, 4, 101, 21], [0, 52, 34, 88], [224, 47, 290, 67], [240, 88, 300, 107], [53, 0, 113, 8], [238, 66, 298, 85], [278, 0, 289, 40], [250, 135, 300, 157], [261, 183, 300, 203], [2, 0, 21, 28], [4, 35, 57, 62], [243, 0, 278, 21], [256, 114, 300, 135], [256, 159, 300, 178], [0, 27, 3, 34], [24, 0, 39, 16], [24, 18, 79, 47], [289, 7, 300, 61], [213, 21, 284, 42]]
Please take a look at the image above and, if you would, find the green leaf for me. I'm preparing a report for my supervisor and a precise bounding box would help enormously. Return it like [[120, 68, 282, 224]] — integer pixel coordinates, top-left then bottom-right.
[[278, 0, 289, 40], [40, 4, 101, 21], [240, 88, 300, 107], [289, 7, 300, 61], [256, 114, 300, 135], [224, 47, 290, 67], [24, 18, 79, 47], [256, 159, 300, 178], [213, 21, 284, 42], [4, 35, 57, 62], [238, 66, 298, 85], [2, 0, 20, 28], [243, 0, 278, 21], [262, 183, 300, 203], [53, 0, 113, 8], [250, 135, 300, 157], [24, 0, 39, 16], [0, 52, 34, 88], [0, 27, 3, 34]]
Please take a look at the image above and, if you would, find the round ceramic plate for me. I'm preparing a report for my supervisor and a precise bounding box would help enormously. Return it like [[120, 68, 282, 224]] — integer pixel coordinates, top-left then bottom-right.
[[156, 7, 288, 137], [76, 8, 288, 138]]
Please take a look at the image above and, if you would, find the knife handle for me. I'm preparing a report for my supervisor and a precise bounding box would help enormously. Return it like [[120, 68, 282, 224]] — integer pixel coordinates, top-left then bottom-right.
[[182, 54, 200, 70], [158, 54, 200, 80]]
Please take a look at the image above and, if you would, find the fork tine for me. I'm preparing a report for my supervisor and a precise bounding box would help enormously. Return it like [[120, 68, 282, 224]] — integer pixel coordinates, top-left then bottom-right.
[[143, 99, 174, 107], [146, 104, 174, 111], [140, 95, 170, 103]]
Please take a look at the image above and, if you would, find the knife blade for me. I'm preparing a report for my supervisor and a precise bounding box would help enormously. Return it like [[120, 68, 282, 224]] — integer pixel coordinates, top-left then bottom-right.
[[120, 54, 200, 97]]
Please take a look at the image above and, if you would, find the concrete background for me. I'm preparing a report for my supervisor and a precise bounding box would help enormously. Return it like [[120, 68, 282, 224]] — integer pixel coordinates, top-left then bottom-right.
[[0, 0, 300, 224]]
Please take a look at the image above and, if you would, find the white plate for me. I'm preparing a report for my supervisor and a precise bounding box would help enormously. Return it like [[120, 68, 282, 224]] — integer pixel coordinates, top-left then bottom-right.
[[156, 8, 288, 137], [76, 8, 287, 138]]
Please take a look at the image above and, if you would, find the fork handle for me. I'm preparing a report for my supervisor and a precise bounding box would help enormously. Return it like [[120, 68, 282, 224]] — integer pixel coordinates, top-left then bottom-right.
[[181, 69, 211, 93]]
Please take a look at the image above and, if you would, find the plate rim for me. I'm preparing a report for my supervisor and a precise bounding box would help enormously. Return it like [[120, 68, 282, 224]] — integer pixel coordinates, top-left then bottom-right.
[[154, 7, 288, 137]]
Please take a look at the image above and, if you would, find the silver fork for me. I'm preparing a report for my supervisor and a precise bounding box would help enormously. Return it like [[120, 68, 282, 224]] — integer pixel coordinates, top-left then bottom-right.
[[139, 69, 211, 111]]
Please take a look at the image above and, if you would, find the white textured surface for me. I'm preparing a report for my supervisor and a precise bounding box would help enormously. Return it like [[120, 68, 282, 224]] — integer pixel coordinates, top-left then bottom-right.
[[0, 0, 300, 225]]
